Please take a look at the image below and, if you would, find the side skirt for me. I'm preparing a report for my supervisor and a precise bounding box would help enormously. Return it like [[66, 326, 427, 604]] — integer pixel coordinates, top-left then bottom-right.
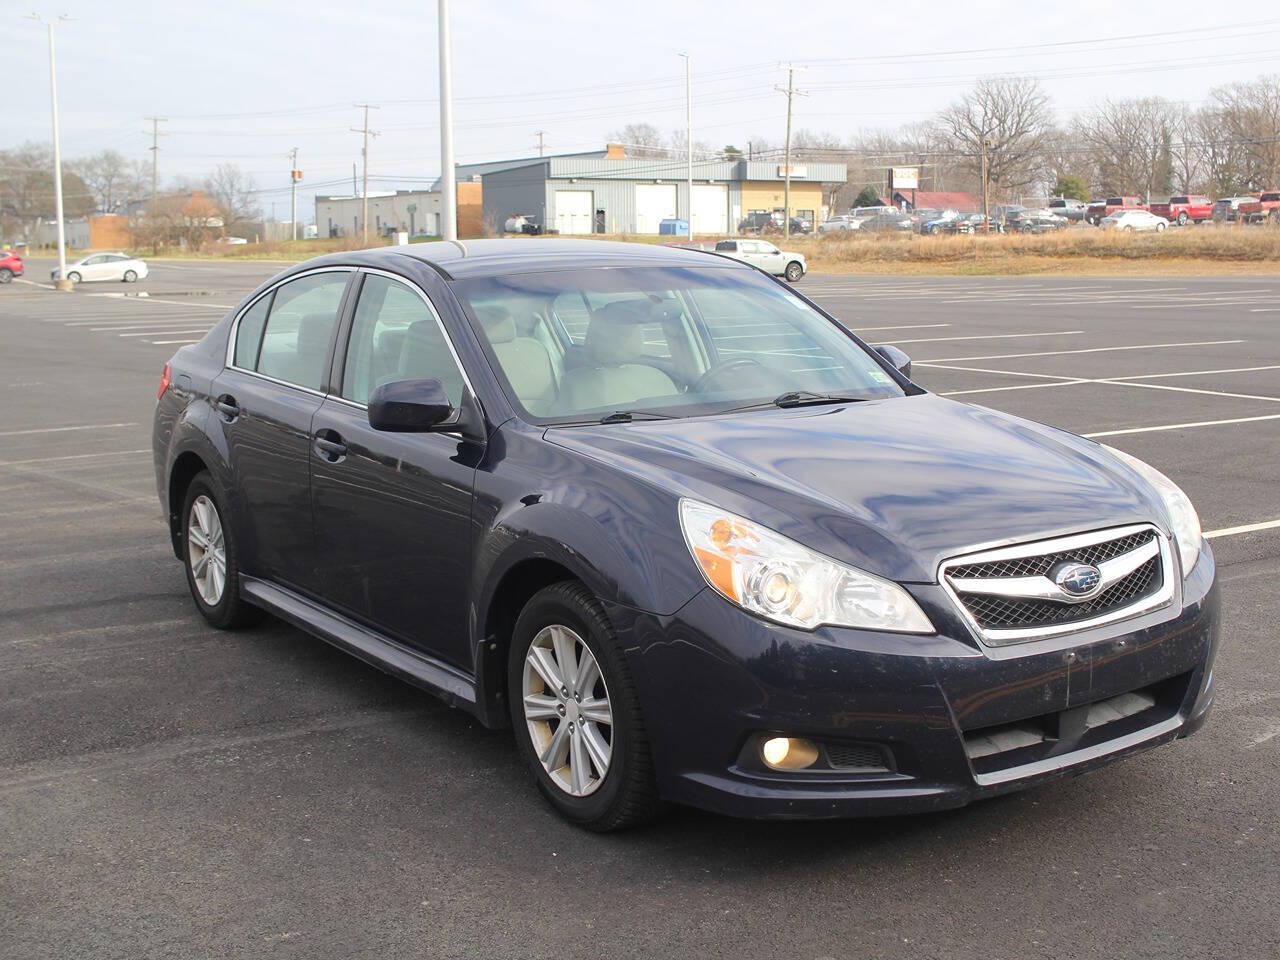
[[240, 575, 482, 717]]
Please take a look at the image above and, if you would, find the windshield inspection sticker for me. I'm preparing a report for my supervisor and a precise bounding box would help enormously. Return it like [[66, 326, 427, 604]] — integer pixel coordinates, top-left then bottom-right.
[[869, 370, 892, 383]]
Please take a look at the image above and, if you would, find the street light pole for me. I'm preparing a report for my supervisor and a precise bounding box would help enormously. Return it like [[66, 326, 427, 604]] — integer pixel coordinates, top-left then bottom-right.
[[29, 14, 72, 290], [679, 53, 692, 241], [289, 146, 299, 242], [438, 0, 457, 241]]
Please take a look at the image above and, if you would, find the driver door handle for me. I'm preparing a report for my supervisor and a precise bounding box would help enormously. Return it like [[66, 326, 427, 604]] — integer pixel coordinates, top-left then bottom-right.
[[215, 394, 240, 422], [313, 430, 347, 462]]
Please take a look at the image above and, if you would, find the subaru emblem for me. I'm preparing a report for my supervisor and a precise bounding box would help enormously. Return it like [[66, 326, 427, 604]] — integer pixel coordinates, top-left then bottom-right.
[[1053, 562, 1102, 599]]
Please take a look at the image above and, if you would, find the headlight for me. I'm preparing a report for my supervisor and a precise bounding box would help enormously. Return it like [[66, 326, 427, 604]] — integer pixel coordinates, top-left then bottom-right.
[[1102, 445, 1202, 576], [678, 498, 934, 633]]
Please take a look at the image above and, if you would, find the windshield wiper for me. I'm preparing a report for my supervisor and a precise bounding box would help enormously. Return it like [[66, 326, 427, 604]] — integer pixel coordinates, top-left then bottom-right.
[[598, 410, 678, 424], [772, 391, 872, 408]]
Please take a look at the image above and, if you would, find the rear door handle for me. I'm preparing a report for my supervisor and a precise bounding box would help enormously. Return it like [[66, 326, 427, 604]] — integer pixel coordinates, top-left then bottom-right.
[[313, 430, 347, 462], [215, 394, 240, 421]]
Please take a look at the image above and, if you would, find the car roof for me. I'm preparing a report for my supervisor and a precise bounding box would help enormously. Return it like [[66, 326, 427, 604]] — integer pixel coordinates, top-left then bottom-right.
[[298, 238, 751, 281]]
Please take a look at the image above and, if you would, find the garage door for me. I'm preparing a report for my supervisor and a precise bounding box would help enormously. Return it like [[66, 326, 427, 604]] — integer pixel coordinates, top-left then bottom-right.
[[635, 183, 677, 234], [554, 191, 593, 235], [691, 184, 728, 235]]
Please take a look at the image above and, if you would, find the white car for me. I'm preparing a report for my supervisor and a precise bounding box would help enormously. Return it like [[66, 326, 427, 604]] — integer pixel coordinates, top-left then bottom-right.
[[52, 252, 148, 284], [817, 215, 861, 233], [712, 239, 806, 281], [1099, 210, 1168, 233]]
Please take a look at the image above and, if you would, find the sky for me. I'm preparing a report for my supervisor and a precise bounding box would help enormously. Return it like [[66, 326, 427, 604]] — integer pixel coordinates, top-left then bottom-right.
[[8, 0, 1280, 221]]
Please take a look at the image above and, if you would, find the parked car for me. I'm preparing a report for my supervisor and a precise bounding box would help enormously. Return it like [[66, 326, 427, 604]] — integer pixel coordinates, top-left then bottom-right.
[[1086, 196, 1146, 226], [856, 212, 913, 233], [1099, 209, 1169, 233], [153, 239, 1218, 829], [0, 250, 23, 283], [1210, 197, 1256, 222], [737, 211, 784, 235], [850, 205, 897, 220], [1237, 191, 1280, 224], [1149, 195, 1213, 226], [1013, 211, 1070, 234], [920, 209, 961, 235], [50, 252, 148, 284], [788, 216, 812, 235], [503, 215, 542, 235], [1047, 198, 1088, 221], [817, 215, 860, 233], [713, 239, 805, 281]]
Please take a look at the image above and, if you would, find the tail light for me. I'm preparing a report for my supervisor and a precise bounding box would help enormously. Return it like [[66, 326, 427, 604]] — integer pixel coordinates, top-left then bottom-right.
[[157, 362, 171, 399]]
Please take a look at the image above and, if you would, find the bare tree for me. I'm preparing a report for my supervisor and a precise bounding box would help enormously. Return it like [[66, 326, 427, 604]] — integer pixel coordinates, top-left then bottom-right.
[[68, 150, 134, 213], [1209, 75, 1280, 192], [204, 163, 260, 236], [1167, 105, 1207, 194], [1075, 97, 1182, 199], [606, 123, 667, 157], [936, 76, 1055, 196]]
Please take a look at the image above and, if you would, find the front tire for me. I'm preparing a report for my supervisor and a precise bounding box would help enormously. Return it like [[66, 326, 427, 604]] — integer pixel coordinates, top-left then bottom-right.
[[508, 581, 661, 831], [784, 261, 804, 282], [0, 268, 12, 284], [181, 472, 261, 629], [1177, 212, 1188, 225], [1156, 222, 1166, 232], [123, 269, 138, 282], [67, 271, 81, 284]]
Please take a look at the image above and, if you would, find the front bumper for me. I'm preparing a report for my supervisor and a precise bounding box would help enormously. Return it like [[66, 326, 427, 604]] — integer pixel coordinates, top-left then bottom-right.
[[613, 541, 1219, 819]]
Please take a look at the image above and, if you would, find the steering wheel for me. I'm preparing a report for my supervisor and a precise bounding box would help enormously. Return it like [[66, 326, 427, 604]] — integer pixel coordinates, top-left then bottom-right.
[[691, 357, 767, 393]]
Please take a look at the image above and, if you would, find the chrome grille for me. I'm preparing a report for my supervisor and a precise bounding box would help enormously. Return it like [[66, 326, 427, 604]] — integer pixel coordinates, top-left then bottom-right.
[[940, 524, 1175, 645]]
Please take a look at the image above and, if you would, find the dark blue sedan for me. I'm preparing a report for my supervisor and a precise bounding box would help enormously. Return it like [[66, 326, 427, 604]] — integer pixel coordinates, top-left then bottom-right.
[[152, 240, 1218, 830]]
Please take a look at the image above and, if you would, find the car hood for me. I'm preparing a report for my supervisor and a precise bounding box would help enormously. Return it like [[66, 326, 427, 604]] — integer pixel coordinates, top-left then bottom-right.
[[546, 394, 1166, 583]]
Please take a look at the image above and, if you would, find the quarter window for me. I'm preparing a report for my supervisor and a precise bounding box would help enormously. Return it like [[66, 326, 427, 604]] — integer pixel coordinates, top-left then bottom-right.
[[233, 293, 272, 369], [341, 274, 463, 407], [254, 271, 350, 391]]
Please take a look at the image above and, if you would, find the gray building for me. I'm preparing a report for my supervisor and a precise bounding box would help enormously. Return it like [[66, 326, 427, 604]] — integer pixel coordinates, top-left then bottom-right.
[[479, 153, 847, 236]]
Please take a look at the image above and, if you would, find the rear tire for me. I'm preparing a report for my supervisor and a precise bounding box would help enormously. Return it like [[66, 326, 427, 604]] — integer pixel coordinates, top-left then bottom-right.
[[123, 269, 138, 283], [180, 472, 262, 630], [507, 581, 662, 831], [0, 268, 12, 284], [784, 261, 804, 282]]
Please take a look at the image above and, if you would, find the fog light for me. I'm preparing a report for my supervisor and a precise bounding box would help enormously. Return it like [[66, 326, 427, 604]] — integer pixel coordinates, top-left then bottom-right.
[[760, 736, 819, 770]]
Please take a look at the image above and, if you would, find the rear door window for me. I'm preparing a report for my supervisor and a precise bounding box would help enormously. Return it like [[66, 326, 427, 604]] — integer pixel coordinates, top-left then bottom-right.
[[254, 271, 350, 391]]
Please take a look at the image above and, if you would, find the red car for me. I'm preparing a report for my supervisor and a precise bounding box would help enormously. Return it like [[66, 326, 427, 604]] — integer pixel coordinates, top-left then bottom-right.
[[1149, 195, 1213, 226], [1086, 196, 1146, 226], [1238, 191, 1280, 224], [0, 250, 23, 283]]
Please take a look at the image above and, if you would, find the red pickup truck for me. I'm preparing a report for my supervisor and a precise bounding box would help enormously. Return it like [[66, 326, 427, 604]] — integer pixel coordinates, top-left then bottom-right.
[[1086, 196, 1146, 225], [1237, 191, 1280, 223], [1149, 195, 1213, 225]]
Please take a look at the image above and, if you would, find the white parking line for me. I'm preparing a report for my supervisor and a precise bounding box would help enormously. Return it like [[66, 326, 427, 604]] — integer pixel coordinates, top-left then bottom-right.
[[1104, 380, 1280, 404], [918, 340, 1244, 363], [0, 448, 151, 467], [1083, 413, 1280, 438], [88, 293, 235, 309], [0, 422, 139, 437], [892, 330, 1082, 345], [849, 323, 951, 332], [941, 380, 1090, 396], [117, 329, 212, 338], [149, 339, 204, 345], [1204, 519, 1280, 539]]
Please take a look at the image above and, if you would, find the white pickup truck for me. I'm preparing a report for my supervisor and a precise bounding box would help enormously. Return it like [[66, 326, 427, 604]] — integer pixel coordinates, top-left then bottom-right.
[[712, 239, 806, 282]]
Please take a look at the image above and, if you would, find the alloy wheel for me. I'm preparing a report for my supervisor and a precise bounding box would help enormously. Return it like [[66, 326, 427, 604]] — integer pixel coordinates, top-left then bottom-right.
[[521, 624, 613, 797], [187, 494, 227, 606]]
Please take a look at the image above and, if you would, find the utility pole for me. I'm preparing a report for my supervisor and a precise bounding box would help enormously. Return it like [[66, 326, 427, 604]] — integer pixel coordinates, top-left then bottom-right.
[[145, 116, 167, 222], [679, 53, 693, 240], [438, 0, 457, 241], [981, 137, 991, 233], [30, 14, 73, 290], [351, 104, 379, 245], [288, 146, 299, 242], [534, 130, 547, 157], [776, 63, 807, 240]]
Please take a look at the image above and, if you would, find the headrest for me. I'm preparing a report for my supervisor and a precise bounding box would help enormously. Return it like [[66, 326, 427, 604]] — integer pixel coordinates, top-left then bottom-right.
[[475, 305, 516, 344], [585, 299, 648, 365], [296, 313, 333, 355]]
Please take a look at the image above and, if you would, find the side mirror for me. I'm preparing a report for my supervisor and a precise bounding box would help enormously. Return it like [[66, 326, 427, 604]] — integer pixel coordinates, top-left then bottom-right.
[[874, 344, 912, 379], [368, 379, 455, 432]]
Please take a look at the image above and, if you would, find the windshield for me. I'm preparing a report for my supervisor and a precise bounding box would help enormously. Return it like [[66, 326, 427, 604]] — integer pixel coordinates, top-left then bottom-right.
[[450, 265, 906, 424]]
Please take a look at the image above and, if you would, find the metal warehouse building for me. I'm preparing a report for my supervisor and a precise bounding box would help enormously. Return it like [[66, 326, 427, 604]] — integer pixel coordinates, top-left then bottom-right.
[[479, 149, 847, 236]]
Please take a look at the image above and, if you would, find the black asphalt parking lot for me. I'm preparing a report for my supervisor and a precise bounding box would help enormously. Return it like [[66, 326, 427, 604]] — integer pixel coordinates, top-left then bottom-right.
[[3, 258, 1278, 959]]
